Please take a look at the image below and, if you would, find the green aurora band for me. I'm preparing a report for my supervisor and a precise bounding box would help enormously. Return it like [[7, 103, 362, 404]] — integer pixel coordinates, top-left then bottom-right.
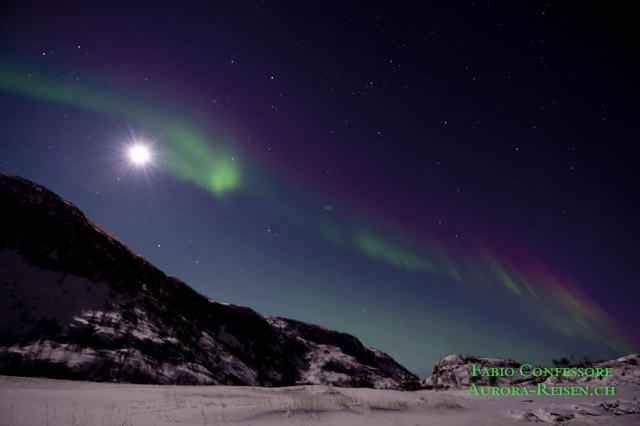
[[0, 59, 633, 356]]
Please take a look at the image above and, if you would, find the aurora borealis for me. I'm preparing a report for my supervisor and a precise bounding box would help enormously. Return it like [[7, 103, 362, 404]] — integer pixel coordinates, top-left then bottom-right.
[[1, 2, 638, 377]]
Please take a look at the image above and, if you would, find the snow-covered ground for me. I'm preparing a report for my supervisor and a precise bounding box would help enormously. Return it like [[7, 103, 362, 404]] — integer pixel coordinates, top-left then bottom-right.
[[1, 375, 638, 425]]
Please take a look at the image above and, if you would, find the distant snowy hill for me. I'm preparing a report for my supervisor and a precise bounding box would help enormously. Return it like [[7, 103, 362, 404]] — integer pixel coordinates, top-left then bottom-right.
[[423, 353, 640, 389], [0, 172, 418, 389]]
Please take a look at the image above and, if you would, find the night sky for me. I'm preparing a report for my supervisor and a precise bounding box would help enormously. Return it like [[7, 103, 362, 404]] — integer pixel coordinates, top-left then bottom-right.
[[1, 2, 638, 378]]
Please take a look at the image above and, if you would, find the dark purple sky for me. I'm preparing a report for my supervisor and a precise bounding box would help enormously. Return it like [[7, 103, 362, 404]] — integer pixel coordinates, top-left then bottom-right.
[[1, 1, 638, 377]]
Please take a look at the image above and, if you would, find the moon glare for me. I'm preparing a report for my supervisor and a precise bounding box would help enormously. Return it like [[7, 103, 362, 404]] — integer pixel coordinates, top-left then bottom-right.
[[129, 145, 150, 165]]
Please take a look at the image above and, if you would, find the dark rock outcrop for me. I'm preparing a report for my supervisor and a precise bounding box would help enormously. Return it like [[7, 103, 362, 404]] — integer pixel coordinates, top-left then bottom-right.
[[422, 353, 640, 389]]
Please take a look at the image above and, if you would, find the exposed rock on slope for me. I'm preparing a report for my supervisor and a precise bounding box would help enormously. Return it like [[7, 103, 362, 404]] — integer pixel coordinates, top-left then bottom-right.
[[422, 354, 524, 389], [0, 172, 418, 389]]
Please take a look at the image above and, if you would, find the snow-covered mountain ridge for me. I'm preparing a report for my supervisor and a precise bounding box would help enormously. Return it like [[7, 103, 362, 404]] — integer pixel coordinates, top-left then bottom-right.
[[0, 172, 419, 389]]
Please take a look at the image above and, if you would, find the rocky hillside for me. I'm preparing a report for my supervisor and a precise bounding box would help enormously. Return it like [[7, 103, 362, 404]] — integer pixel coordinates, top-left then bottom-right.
[[0, 172, 418, 389], [423, 353, 640, 389]]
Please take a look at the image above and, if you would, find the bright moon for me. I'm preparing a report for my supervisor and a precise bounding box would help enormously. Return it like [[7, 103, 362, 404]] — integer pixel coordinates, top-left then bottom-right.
[[129, 145, 150, 164]]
